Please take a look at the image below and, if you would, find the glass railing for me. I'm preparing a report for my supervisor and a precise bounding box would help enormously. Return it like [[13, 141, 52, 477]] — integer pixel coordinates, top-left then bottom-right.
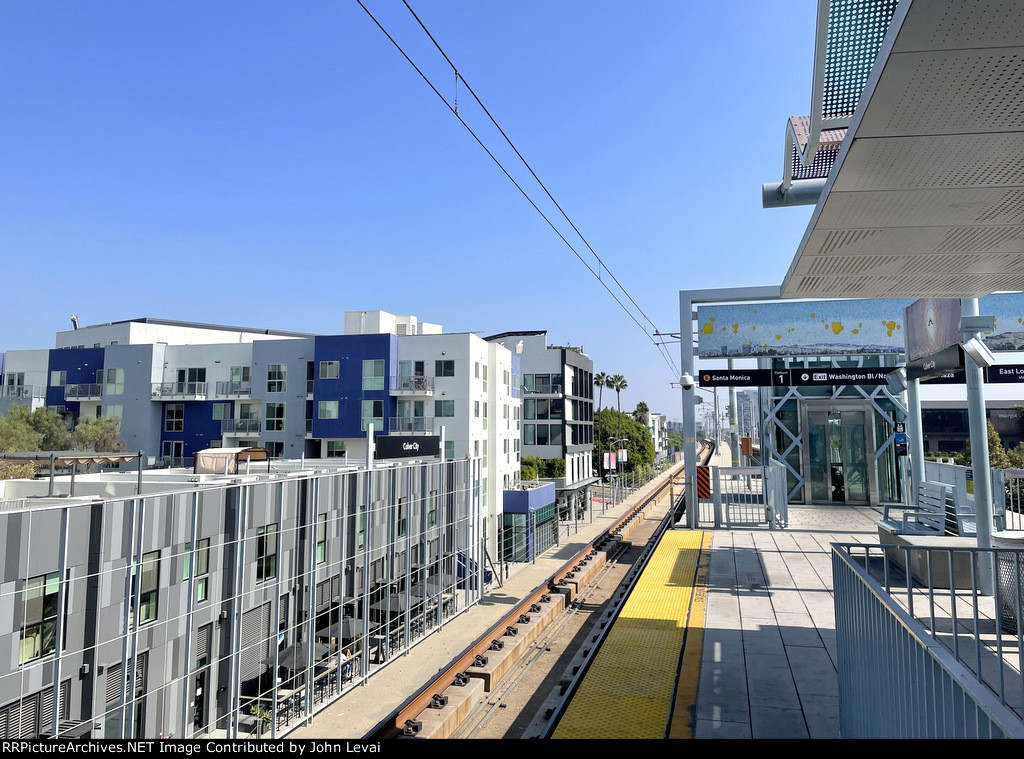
[[390, 376, 434, 393], [215, 381, 252, 396], [388, 417, 434, 433], [152, 382, 208, 398], [1, 385, 44, 399], [221, 419, 262, 434], [523, 384, 563, 395], [64, 384, 102, 399]]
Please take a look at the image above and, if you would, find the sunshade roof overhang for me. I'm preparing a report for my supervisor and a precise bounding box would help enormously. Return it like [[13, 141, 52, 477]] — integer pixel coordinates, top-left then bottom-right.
[[781, 0, 1024, 299]]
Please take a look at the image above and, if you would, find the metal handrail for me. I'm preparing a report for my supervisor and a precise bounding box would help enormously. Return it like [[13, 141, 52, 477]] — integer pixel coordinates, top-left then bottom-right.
[[64, 384, 102, 399], [222, 419, 262, 434], [388, 417, 434, 433], [215, 381, 252, 396], [390, 376, 434, 393], [152, 382, 208, 397]]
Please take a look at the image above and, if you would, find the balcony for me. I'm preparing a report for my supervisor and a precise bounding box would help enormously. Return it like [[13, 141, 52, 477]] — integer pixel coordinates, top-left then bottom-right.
[[222, 419, 262, 435], [64, 384, 102, 401], [390, 376, 434, 396], [151, 382, 208, 400], [523, 384, 563, 395], [214, 381, 252, 397], [1, 385, 45, 400], [388, 416, 434, 434]]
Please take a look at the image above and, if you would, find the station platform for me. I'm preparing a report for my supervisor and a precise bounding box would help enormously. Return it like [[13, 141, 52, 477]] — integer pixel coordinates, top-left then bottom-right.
[[290, 446, 883, 740]]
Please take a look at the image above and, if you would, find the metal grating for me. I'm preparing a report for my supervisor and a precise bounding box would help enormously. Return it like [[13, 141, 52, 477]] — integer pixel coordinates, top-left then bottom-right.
[[822, 0, 900, 119]]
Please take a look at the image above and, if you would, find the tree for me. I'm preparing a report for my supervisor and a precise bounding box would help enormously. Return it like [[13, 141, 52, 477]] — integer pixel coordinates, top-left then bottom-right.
[[0, 406, 72, 480], [72, 416, 125, 453], [593, 408, 654, 474], [0, 406, 43, 453], [611, 374, 628, 463], [955, 420, 1011, 469], [594, 372, 609, 410], [633, 401, 649, 427]]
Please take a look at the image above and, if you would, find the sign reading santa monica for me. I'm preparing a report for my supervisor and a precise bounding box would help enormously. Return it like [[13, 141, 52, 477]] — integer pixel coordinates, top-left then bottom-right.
[[697, 294, 1024, 358]]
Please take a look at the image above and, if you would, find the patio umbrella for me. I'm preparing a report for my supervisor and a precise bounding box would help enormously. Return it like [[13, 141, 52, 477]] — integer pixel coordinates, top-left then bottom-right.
[[368, 594, 419, 617], [275, 641, 329, 672]]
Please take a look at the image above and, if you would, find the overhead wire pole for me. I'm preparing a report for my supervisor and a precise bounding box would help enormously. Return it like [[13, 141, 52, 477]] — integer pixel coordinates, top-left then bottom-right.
[[355, 0, 681, 381]]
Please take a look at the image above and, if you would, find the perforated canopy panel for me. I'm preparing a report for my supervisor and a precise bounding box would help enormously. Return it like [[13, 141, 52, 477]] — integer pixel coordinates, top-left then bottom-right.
[[781, 0, 1024, 299]]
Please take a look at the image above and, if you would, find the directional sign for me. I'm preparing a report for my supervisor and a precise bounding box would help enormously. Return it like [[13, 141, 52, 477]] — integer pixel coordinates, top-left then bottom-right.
[[785, 368, 892, 386], [698, 369, 772, 387], [987, 365, 1024, 383]]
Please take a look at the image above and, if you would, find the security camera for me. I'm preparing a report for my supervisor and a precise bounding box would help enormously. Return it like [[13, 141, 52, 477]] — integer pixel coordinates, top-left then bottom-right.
[[680, 372, 695, 390]]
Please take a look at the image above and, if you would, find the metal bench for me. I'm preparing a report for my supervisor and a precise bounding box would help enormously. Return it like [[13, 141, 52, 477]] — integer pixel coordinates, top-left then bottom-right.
[[879, 481, 951, 536]]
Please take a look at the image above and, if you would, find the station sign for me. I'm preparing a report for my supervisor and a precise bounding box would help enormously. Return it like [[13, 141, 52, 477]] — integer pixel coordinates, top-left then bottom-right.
[[906, 344, 963, 381], [987, 365, 1024, 383], [375, 435, 440, 459], [699, 367, 890, 387]]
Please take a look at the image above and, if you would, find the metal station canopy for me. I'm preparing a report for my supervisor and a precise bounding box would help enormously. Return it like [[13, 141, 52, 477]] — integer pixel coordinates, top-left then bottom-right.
[[780, 0, 1024, 299]]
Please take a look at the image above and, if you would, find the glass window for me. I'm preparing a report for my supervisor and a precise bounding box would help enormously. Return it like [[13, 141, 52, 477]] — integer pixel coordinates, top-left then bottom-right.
[[474, 362, 480, 379], [266, 403, 285, 431], [326, 440, 346, 458], [256, 525, 277, 583], [427, 490, 437, 527], [474, 401, 480, 418], [550, 424, 563, 446], [212, 403, 231, 420], [267, 364, 287, 393], [397, 498, 406, 538], [164, 404, 184, 432], [524, 399, 536, 420], [18, 572, 59, 664], [50, 370, 66, 387], [320, 361, 339, 379], [524, 424, 535, 445], [231, 366, 251, 383], [361, 400, 383, 431], [434, 400, 455, 417], [266, 441, 284, 457], [105, 368, 124, 395], [319, 401, 338, 419], [316, 514, 327, 564], [103, 405, 123, 427], [131, 552, 160, 626], [362, 360, 385, 390], [184, 539, 210, 603], [537, 424, 550, 446], [443, 441, 454, 459], [435, 360, 455, 377]]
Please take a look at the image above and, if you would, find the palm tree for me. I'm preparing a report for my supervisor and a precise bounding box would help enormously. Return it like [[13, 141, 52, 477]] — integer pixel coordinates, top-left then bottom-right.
[[611, 374, 627, 471], [594, 372, 608, 410]]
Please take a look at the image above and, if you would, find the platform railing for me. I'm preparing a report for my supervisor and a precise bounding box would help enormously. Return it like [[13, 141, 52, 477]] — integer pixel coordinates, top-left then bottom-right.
[[698, 460, 788, 529], [833, 542, 1024, 737]]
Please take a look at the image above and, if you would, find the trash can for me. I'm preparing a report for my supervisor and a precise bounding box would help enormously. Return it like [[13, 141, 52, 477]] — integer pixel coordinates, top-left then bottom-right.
[[992, 531, 1024, 632]]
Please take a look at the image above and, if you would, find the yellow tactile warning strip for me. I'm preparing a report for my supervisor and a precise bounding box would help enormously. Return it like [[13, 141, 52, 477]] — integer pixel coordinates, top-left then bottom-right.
[[669, 532, 711, 738], [552, 529, 708, 739]]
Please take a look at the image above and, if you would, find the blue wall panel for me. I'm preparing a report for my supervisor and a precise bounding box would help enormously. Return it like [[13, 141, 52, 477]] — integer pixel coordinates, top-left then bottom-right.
[[311, 334, 397, 439], [160, 400, 223, 458]]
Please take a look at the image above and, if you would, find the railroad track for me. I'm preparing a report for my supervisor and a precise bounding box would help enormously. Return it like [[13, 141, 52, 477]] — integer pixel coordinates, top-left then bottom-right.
[[367, 445, 712, 740]]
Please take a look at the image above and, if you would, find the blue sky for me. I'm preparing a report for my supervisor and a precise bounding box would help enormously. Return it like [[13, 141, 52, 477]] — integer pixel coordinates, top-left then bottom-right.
[[1, 1, 818, 418]]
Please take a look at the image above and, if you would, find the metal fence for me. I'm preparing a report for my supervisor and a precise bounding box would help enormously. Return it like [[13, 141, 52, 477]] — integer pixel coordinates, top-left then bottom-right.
[[696, 460, 788, 529], [922, 460, 1024, 532], [833, 542, 1024, 737]]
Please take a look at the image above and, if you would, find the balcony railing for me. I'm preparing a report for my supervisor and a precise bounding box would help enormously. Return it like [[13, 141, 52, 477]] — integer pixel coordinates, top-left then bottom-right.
[[154, 456, 194, 469], [152, 382, 208, 399], [1, 385, 44, 400], [523, 384, 563, 395], [388, 417, 434, 434], [214, 381, 252, 396], [64, 384, 102, 400], [221, 419, 262, 434], [390, 376, 434, 394]]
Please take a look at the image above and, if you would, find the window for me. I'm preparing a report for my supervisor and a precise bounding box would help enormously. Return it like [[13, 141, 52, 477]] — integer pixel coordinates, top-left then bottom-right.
[[362, 359, 385, 390], [524, 424, 535, 445], [474, 401, 480, 418], [131, 552, 160, 626], [256, 525, 277, 583], [184, 539, 210, 602], [212, 403, 231, 421], [266, 403, 285, 431], [320, 361, 339, 379], [397, 497, 406, 538], [239, 402, 259, 420], [267, 364, 287, 393], [103, 405, 123, 428], [231, 366, 251, 383], [537, 424, 550, 446], [503, 369, 510, 386], [483, 366, 488, 392], [326, 440, 346, 458], [357, 506, 366, 550], [435, 360, 454, 377], [266, 441, 284, 457], [316, 514, 327, 564], [105, 368, 124, 395], [483, 402, 488, 430], [474, 440, 479, 457], [444, 441, 454, 460], [318, 401, 338, 419], [434, 400, 455, 417], [361, 400, 383, 431], [427, 490, 437, 527], [19, 572, 59, 664], [474, 362, 480, 379], [50, 370, 66, 387], [164, 404, 184, 432]]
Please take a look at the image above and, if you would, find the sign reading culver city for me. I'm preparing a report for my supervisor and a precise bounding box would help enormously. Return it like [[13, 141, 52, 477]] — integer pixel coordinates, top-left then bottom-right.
[[374, 435, 441, 459]]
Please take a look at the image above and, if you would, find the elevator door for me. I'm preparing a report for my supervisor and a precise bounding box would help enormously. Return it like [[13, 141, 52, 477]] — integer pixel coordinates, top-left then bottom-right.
[[806, 408, 871, 504]]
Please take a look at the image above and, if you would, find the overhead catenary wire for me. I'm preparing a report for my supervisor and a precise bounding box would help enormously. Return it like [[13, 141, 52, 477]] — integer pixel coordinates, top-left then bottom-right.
[[355, 1, 681, 380]]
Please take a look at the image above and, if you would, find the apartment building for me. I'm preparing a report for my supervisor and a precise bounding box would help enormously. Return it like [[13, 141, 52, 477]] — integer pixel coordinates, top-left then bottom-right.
[[484, 331, 595, 517], [0, 456, 480, 739]]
